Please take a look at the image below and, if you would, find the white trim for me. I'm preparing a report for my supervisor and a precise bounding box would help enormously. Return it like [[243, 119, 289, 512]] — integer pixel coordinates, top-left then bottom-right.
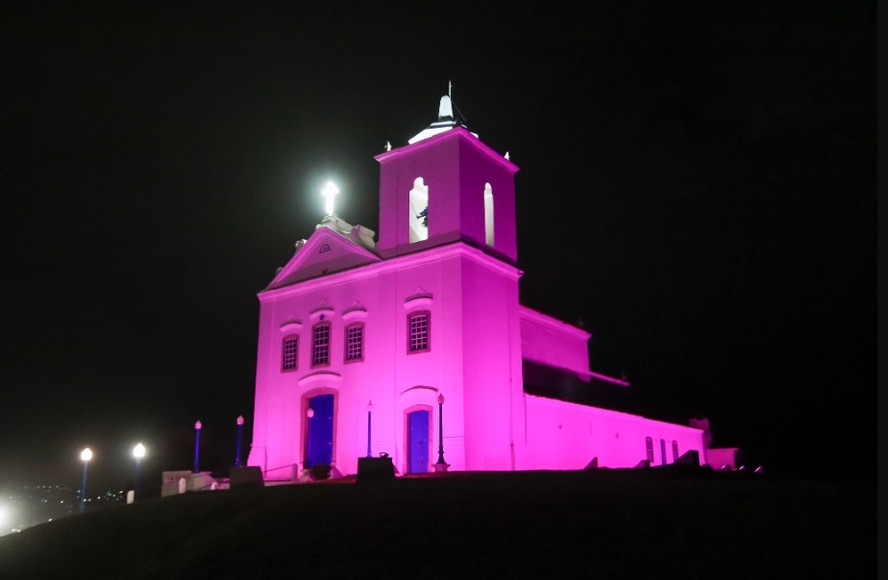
[[299, 371, 342, 386], [279, 320, 303, 332], [259, 242, 523, 303], [342, 307, 368, 321]]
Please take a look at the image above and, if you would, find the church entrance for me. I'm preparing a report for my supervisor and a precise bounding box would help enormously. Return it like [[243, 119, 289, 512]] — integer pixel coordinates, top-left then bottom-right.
[[305, 394, 334, 468], [407, 409, 430, 473]]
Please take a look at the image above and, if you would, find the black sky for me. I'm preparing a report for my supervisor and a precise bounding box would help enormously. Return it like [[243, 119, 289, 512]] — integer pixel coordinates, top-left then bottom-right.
[[1, 2, 875, 488]]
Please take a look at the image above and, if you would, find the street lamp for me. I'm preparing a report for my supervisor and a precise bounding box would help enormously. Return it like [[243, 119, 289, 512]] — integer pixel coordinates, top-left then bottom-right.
[[366, 401, 373, 458], [434, 393, 449, 472], [193, 420, 202, 474], [79, 447, 93, 513], [305, 407, 314, 470], [132, 443, 146, 499], [235, 415, 245, 468]]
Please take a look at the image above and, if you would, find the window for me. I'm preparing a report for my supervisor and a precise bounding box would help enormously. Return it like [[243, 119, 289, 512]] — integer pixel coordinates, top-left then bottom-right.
[[345, 323, 364, 362], [312, 323, 331, 366], [409, 177, 429, 243], [408, 312, 430, 353], [484, 182, 494, 246], [282, 336, 298, 371], [660, 439, 668, 465], [645, 436, 654, 463], [672, 440, 679, 462]]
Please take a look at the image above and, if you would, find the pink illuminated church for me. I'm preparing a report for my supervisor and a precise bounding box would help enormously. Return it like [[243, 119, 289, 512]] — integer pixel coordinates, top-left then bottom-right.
[[247, 94, 723, 480]]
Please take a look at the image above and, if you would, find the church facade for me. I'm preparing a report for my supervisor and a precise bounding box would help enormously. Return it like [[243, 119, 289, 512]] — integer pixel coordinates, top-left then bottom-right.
[[247, 95, 707, 479]]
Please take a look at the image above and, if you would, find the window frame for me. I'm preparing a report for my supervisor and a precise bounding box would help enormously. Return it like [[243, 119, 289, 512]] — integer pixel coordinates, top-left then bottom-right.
[[311, 321, 332, 368], [281, 335, 299, 372], [407, 311, 431, 354], [344, 322, 365, 363]]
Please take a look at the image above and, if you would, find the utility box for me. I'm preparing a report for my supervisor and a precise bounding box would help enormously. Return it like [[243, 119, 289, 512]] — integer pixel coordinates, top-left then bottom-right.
[[358, 456, 394, 482], [230, 466, 264, 489]]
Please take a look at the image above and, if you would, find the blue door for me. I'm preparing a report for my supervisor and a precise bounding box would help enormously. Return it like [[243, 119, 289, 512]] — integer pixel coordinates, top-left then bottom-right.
[[408, 410, 430, 473], [306, 394, 334, 467]]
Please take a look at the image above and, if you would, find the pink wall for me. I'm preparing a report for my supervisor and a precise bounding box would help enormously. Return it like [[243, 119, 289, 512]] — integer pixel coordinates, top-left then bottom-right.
[[522, 395, 706, 469], [375, 128, 518, 262], [519, 306, 591, 375]]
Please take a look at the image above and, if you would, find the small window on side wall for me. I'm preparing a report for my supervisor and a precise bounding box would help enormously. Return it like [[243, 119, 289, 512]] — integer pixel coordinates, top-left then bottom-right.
[[345, 323, 364, 363], [282, 336, 298, 371], [645, 436, 654, 463], [312, 322, 331, 367], [407, 311, 430, 353]]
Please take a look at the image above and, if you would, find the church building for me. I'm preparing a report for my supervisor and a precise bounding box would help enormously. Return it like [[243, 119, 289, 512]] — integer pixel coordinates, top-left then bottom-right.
[[247, 95, 709, 479]]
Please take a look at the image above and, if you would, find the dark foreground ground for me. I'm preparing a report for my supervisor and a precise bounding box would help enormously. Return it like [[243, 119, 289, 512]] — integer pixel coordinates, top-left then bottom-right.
[[0, 468, 875, 579]]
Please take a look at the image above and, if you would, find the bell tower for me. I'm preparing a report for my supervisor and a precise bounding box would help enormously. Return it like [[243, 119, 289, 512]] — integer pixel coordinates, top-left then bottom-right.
[[374, 95, 520, 263]]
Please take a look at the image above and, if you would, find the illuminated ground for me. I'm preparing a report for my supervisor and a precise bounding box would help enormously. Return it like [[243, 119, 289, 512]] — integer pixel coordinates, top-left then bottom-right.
[[0, 469, 874, 578]]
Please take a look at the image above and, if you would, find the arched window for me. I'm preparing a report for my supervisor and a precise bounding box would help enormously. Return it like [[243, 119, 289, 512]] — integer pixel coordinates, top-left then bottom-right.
[[645, 436, 654, 463], [672, 440, 679, 462], [281, 335, 299, 371], [484, 182, 494, 246], [409, 177, 429, 243]]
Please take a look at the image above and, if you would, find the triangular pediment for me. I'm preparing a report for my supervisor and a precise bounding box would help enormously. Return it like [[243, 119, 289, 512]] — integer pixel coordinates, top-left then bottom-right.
[[265, 227, 381, 290]]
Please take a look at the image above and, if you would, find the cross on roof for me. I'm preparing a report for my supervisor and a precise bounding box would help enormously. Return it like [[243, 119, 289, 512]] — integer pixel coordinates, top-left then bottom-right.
[[321, 181, 340, 216]]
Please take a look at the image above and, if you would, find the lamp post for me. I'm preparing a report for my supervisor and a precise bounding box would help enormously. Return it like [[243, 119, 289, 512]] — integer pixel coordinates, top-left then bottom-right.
[[79, 447, 92, 513], [306, 407, 314, 469], [434, 393, 449, 472], [366, 401, 373, 458], [193, 420, 202, 474], [132, 443, 146, 499], [235, 415, 245, 468]]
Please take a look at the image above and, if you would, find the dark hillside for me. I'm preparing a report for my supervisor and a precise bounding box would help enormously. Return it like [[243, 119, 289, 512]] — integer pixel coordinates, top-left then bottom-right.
[[0, 470, 874, 578]]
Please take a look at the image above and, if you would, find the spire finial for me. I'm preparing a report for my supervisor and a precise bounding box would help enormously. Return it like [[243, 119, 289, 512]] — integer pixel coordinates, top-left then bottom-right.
[[385, 140, 391, 152], [448, 80, 452, 98]]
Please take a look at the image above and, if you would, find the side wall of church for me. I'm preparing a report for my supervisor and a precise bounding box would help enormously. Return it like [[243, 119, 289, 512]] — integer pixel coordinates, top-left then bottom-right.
[[522, 395, 706, 469], [519, 307, 591, 375]]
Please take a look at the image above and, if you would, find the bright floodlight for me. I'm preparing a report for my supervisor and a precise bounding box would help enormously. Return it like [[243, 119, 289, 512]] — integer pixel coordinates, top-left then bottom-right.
[[80, 448, 93, 462], [132, 443, 146, 459], [321, 180, 340, 216]]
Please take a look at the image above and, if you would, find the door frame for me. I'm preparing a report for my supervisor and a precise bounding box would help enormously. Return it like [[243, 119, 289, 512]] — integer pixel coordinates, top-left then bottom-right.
[[404, 404, 433, 474]]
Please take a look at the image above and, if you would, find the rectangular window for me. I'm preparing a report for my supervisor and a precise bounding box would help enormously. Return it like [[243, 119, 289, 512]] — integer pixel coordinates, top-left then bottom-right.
[[312, 323, 330, 366], [645, 437, 654, 463], [345, 324, 364, 362], [408, 312, 430, 353], [282, 336, 298, 371], [672, 440, 679, 462]]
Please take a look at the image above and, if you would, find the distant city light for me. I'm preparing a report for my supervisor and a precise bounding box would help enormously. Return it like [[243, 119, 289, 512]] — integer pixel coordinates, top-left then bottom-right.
[[132, 443, 146, 459], [80, 447, 93, 462]]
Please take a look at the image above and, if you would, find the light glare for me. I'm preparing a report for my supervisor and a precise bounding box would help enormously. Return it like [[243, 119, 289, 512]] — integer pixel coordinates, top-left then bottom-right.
[[321, 180, 340, 216]]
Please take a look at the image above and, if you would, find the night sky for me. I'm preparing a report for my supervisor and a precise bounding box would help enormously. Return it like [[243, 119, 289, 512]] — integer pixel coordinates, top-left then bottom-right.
[[1, 3, 875, 490]]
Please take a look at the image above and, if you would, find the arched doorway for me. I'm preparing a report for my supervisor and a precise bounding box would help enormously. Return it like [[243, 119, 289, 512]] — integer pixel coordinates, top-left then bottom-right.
[[407, 408, 430, 473], [305, 393, 334, 468]]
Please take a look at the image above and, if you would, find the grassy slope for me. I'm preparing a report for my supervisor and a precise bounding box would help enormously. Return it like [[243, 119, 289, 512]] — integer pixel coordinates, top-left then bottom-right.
[[0, 469, 874, 579]]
